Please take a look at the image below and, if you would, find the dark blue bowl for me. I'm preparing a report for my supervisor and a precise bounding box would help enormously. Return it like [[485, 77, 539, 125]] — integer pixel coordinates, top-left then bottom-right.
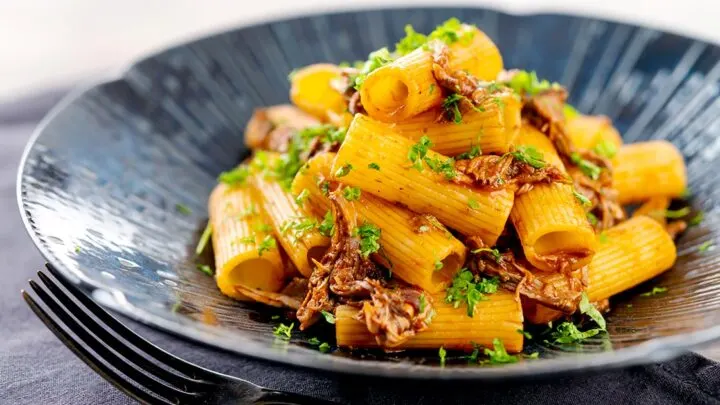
[[17, 6, 720, 379]]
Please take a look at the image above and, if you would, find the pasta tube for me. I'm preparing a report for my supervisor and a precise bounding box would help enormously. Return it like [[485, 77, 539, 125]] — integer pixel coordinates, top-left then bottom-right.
[[632, 196, 671, 226], [291, 152, 467, 293], [386, 90, 522, 155], [209, 182, 285, 300], [290, 64, 349, 123], [510, 126, 597, 271], [336, 290, 523, 352], [586, 216, 677, 301], [332, 115, 515, 244], [566, 115, 623, 151], [360, 26, 503, 122], [612, 141, 687, 204], [251, 161, 330, 278]]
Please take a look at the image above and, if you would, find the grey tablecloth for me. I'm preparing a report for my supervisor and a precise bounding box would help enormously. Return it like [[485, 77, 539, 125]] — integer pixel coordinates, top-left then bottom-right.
[[2, 92, 720, 405]]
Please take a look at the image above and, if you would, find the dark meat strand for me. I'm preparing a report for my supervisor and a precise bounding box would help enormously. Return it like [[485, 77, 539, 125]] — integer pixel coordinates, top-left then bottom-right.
[[330, 67, 366, 115], [453, 153, 571, 194], [466, 236, 586, 313]]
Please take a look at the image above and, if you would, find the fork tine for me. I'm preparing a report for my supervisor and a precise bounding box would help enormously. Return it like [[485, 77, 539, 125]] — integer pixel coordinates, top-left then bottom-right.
[[45, 263, 223, 382], [22, 289, 172, 405], [26, 279, 200, 404], [37, 271, 211, 391]]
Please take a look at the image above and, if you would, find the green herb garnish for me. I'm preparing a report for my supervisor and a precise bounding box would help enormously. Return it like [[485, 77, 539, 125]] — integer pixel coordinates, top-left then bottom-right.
[[593, 140, 617, 158], [517, 329, 532, 339], [424, 156, 457, 179], [550, 322, 602, 344], [368, 162, 381, 170], [574, 190, 592, 207], [587, 212, 598, 226], [579, 292, 606, 330], [273, 322, 294, 340], [456, 145, 481, 160], [439, 346, 447, 366], [640, 286, 668, 297], [195, 223, 213, 256], [510, 146, 546, 169], [471, 248, 502, 263], [689, 211, 704, 226], [664, 207, 691, 219], [395, 24, 428, 56], [218, 166, 251, 186], [484, 338, 518, 364], [467, 199, 481, 210], [342, 186, 362, 201], [408, 136, 433, 171], [698, 241, 714, 252], [294, 189, 310, 206], [598, 232, 609, 244], [318, 211, 335, 237], [196, 264, 214, 277], [445, 269, 499, 317], [504, 70, 560, 96], [419, 293, 427, 312], [353, 47, 394, 89], [334, 163, 353, 178], [434, 260, 444, 271], [353, 223, 382, 257], [320, 310, 336, 324], [257, 235, 276, 256], [571, 152, 602, 180], [175, 203, 192, 215]]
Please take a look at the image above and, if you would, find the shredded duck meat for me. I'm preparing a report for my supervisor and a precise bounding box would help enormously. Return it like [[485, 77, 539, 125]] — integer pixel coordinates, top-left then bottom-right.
[[430, 42, 492, 104], [467, 237, 586, 313], [296, 193, 433, 346], [522, 88, 626, 229], [453, 154, 571, 194], [234, 278, 308, 310], [330, 67, 366, 115], [244, 106, 320, 152], [356, 279, 434, 348]]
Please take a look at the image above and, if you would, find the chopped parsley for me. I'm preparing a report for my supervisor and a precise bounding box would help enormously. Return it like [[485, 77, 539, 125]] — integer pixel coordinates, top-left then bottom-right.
[[428, 17, 474, 46], [195, 223, 213, 256], [257, 235, 276, 256], [395, 24, 428, 56], [424, 156, 457, 180], [598, 232, 609, 244], [334, 163, 353, 178], [419, 293, 427, 312], [689, 211, 704, 226], [484, 338, 518, 364], [471, 248, 502, 263], [563, 103, 580, 119], [456, 145, 481, 160], [526, 352, 540, 359], [175, 203, 192, 215], [571, 152, 602, 180], [445, 269, 499, 317], [408, 136, 433, 171], [294, 189, 310, 206], [593, 140, 618, 159], [550, 322, 602, 344], [318, 342, 331, 353], [342, 186, 362, 201], [368, 162, 381, 170], [579, 292, 607, 330], [442, 93, 466, 124], [196, 264, 214, 277], [640, 286, 668, 297], [287, 69, 298, 82], [281, 217, 317, 242], [320, 310, 336, 324], [308, 337, 321, 345], [298, 125, 347, 145], [318, 211, 335, 237], [319, 180, 330, 196], [438, 346, 447, 366], [254, 223, 272, 233], [434, 260, 444, 271], [698, 241, 714, 252], [237, 236, 256, 245], [510, 146, 546, 169], [429, 83, 436, 95], [587, 212, 599, 226], [467, 199, 481, 210], [574, 190, 592, 207], [218, 165, 251, 186], [517, 329, 532, 339], [353, 223, 382, 257], [504, 70, 560, 96], [663, 207, 691, 219], [352, 47, 394, 90], [271, 315, 280, 320], [273, 322, 294, 340]]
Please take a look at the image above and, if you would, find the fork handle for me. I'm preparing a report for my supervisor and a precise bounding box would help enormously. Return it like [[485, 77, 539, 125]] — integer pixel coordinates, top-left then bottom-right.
[[256, 389, 338, 405]]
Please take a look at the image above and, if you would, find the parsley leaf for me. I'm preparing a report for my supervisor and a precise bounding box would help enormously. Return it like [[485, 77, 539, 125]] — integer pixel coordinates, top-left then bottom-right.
[[428, 18, 474, 46], [699, 241, 715, 252], [368, 162, 380, 170], [550, 322, 602, 344], [664, 207, 691, 219], [467, 199, 481, 210], [640, 286, 668, 297], [505, 70, 560, 96], [353, 222, 382, 257], [257, 235, 276, 256], [579, 292, 606, 330], [318, 211, 335, 237], [434, 260, 444, 271], [484, 338, 518, 364], [587, 212, 599, 226], [342, 186, 362, 201], [599, 232, 609, 244], [319, 180, 330, 196], [196, 264, 214, 277], [593, 140, 618, 158], [294, 189, 310, 206], [218, 165, 251, 186], [574, 190, 592, 207], [445, 269, 498, 317], [353, 47, 394, 89], [395, 24, 427, 56], [456, 145, 481, 160], [517, 329, 532, 339], [424, 156, 457, 180], [471, 248, 502, 263], [273, 322, 294, 340], [408, 136, 433, 171], [511, 146, 546, 169], [320, 310, 336, 324], [438, 346, 447, 366], [318, 342, 331, 353], [175, 203, 192, 215], [335, 163, 353, 178], [195, 223, 213, 256], [419, 293, 427, 312], [442, 93, 465, 124], [571, 152, 602, 180], [689, 211, 704, 226]]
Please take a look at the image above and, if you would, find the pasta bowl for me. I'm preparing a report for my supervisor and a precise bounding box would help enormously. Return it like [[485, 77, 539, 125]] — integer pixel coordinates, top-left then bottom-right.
[[17, 6, 720, 379]]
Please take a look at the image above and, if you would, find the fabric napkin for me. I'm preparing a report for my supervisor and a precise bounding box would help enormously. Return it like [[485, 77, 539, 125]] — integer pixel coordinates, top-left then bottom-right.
[[1, 92, 719, 405]]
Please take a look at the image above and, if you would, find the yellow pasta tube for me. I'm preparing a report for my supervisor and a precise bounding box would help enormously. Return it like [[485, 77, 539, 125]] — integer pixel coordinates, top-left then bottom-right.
[[632, 196, 671, 226], [251, 168, 330, 278], [510, 126, 597, 271], [360, 26, 503, 122], [209, 182, 285, 300], [566, 114, 623, 151], [386, 90, 522, 155], [336, 290, 523, 352], [333, 115, 515, 243], [290, 64, 349, 122], [586, 216, 677, 301], [612, 141, 687, 204], [291, 152, 467, 293]]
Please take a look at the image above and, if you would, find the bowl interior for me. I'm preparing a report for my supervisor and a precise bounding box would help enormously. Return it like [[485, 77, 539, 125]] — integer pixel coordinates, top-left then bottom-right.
[[18, 6, 720, 379]]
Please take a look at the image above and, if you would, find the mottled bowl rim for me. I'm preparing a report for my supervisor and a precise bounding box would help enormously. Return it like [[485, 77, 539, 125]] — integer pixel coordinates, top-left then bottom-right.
[[16, 5, 720, 380]]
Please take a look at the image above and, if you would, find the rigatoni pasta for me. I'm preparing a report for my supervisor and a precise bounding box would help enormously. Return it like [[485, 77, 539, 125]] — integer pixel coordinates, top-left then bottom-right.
[[199, 16, 691, 360]]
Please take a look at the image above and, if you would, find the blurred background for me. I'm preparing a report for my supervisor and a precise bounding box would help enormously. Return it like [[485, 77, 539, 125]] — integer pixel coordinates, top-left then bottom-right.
[[0, 0, 716, 103]]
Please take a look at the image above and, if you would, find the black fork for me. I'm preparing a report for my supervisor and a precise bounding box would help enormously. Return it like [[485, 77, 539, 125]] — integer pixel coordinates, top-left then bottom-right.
[[22, 264, 337, 405]]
